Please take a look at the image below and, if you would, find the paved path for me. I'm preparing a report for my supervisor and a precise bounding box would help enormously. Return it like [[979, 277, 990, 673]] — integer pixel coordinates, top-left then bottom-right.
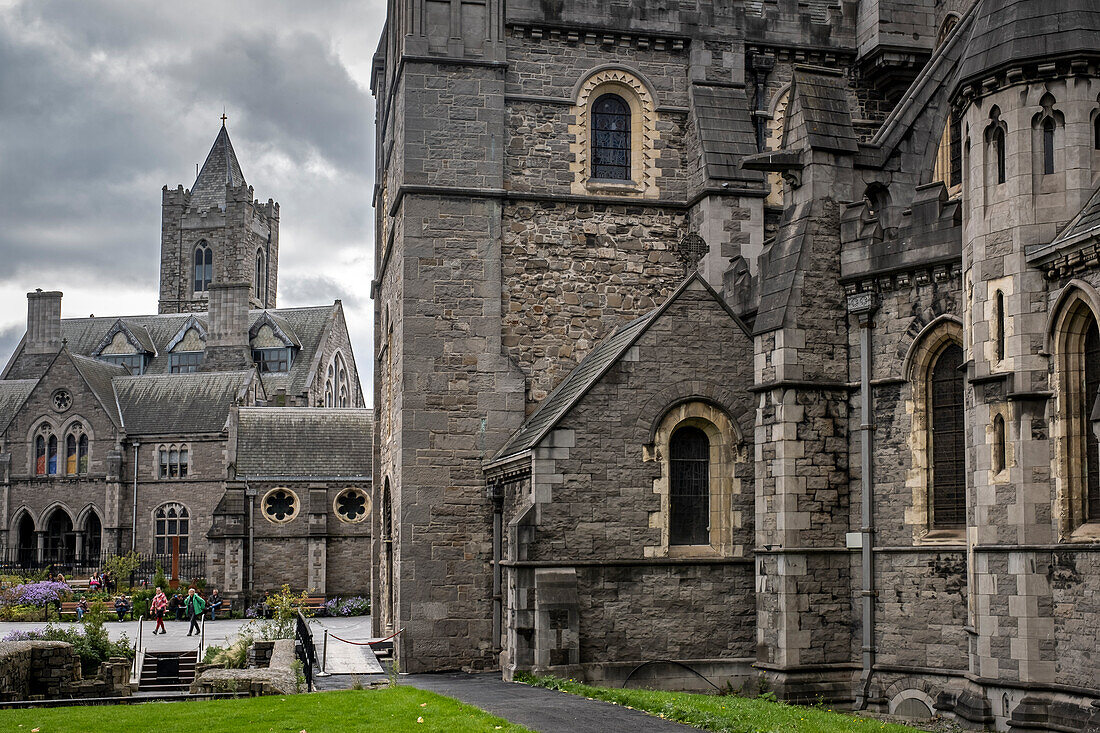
[[403, 672, 697, 733]]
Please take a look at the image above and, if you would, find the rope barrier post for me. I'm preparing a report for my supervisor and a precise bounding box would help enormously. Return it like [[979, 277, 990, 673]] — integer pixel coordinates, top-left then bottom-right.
[[323, 630, 328, 672]]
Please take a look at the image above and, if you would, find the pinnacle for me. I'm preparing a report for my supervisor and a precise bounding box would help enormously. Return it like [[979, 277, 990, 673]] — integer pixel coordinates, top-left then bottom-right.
[[189, 123, 247, 211]]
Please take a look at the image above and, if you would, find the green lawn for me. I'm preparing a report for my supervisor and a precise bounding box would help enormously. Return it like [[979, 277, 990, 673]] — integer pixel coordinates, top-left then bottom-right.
[[516, 673, 930, 733], [0, 688, 531, 733]]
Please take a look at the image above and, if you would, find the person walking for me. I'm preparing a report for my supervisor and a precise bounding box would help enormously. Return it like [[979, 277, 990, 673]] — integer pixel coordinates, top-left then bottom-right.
[[185, 588, 205, 637], [151, 587, 168, 634]]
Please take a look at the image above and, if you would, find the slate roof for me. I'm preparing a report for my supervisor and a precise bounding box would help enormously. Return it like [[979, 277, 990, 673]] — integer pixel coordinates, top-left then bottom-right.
[[0, 380, 36, 432], [113, 371, 254, 435], [957, 0, 1100, 90], [753, 203, 811, 334], [1027, 182, 1100, 263], [189, 125, 247, 212], [691, 85, 763, 184], [3, 305, 337, 397], [790, 67, 857, 154], [70, 354, 128, 426], [235, 407, 373, 479], [493, 273, 747, 462]]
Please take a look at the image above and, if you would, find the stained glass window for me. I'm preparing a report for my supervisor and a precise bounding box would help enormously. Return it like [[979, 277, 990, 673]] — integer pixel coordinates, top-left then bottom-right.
[[592, 94, 630, 181], [1084, 316, 1100, 521]]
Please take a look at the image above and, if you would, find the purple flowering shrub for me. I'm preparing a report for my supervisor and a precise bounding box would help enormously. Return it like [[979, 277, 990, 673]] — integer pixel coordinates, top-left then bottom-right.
[[2, 629, 45, 642], [322, 596, 370, 617], [2, 581, 71, 607]]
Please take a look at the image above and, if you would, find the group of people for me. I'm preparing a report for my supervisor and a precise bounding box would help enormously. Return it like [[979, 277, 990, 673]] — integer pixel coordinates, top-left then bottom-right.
[[148, 587, 223, 635], [87, 571, 117, 593]]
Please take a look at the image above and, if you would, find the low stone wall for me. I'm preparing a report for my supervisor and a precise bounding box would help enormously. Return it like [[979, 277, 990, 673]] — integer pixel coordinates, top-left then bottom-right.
[[190, 639, 297, 695], [0, 641, 131, 701]]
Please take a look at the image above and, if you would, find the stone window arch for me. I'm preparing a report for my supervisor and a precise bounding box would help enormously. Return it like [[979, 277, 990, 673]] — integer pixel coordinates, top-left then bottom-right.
[[647, 401, 744, 557], [63, 420, 90, 475], [255, 248, 265, 303], [156, 443, 191, 479], [1049, 284, 1100, 536], [193, 240, 213, 294], [992, 414, 1007, 475], [154, 502, 189, 554], [32, 421, 58, 476], [986, 107, 1007, 186], [904, 318, 966, 541], [569, 67, 660, 197], [1031, 94, 1064, 177], [326, 351, 350, 407]]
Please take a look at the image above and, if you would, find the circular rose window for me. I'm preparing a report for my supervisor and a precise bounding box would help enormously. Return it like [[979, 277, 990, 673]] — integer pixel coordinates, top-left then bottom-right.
[[333, 488, 371, 523], [51, 389, 73, 413], [261, 488, 299, 523]]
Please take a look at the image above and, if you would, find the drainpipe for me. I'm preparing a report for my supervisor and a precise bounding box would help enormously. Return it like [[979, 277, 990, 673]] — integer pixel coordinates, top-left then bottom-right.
[[488, 478, 504, 653], [245, 483, 256, 602], [848, 292, 877, 709], [131, 441, 140, 552]]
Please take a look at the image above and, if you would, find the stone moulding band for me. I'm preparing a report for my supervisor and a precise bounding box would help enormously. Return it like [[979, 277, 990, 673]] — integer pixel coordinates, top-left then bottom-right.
[[500, 557, 753, 568]]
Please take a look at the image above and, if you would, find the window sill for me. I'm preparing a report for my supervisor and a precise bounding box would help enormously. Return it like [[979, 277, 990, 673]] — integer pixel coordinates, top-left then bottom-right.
[[667, 544, 721, 559], [1067, 523, 1100, 543], [914, 529, 966, 545], [585, 179, 643, 195]]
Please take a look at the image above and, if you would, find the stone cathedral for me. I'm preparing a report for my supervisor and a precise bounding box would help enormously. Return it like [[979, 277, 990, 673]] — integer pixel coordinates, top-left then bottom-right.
[[0, 124, 373, 602], [371, 0, 1100, 729]]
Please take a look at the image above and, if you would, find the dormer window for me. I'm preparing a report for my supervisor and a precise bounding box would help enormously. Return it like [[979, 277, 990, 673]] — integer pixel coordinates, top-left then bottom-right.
[[253, 347, 292, 373], [169, 352, 203, 374], [99, 353, 147, 375]]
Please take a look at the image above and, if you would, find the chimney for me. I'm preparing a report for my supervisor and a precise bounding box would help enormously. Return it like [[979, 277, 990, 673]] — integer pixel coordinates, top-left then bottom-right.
[[204, 282, 252, 370], [26, 290, 63, 355]]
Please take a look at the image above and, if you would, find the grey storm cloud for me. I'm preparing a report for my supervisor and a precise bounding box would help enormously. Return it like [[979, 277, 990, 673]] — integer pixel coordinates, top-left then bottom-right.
[[0, 0, 384, 395]]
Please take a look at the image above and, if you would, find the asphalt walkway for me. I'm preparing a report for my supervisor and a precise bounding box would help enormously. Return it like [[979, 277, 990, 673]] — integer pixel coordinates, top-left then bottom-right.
[[402, 672, 697, 733]]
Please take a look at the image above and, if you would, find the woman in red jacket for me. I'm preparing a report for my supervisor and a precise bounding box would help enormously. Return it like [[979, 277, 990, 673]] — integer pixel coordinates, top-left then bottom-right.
[[150, 587, 168, 635]]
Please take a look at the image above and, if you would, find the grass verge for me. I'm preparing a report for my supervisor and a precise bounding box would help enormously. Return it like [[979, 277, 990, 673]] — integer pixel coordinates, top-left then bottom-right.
[[515, 672, 930, 733], [0, 687, 532, 733]]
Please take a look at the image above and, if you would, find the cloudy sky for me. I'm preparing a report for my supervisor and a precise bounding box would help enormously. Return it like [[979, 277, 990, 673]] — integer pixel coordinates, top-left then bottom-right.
[[0, 0, 386, 403]]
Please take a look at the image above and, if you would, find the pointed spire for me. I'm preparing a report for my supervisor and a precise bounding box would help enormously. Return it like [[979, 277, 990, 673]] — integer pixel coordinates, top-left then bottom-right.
[[190, 121, 247, 211]]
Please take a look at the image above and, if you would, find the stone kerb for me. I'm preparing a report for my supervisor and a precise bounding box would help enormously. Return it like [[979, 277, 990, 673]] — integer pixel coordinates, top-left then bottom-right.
[[190, 638, 297, 695]]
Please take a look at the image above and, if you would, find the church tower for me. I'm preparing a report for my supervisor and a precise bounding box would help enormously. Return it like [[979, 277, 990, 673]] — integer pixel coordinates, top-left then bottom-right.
[[158, 121, 279, 314]]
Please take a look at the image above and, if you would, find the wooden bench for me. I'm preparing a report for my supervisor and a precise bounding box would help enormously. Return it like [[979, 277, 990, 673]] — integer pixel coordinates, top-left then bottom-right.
[[262, 596, 325, 617], [59, 601, 81, 618]]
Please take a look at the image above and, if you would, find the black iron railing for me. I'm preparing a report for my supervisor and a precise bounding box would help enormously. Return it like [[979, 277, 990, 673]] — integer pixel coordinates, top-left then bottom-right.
[[295, 610, 315, 692], [0, 549, 206, 585]]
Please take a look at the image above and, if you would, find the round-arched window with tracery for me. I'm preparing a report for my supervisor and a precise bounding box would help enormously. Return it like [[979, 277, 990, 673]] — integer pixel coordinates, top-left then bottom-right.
[[262, 488, 299, 524], [334, 488, 371, 523]]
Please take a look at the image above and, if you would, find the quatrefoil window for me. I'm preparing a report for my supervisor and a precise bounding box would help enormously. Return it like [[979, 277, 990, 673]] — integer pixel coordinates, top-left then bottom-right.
[[262, 488, 299, 524], [51, 389, 72, 413], [334, 488, 371, 524]]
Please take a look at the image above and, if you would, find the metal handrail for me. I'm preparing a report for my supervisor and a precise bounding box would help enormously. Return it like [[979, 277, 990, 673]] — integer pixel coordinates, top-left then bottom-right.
[[132, 615, 144, 678], [198, 614, 205, 660]]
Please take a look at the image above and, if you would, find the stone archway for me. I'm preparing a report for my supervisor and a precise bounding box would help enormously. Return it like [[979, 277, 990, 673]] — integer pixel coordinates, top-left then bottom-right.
[[14, 513, 36, 564], [43, 509, 75, 564]]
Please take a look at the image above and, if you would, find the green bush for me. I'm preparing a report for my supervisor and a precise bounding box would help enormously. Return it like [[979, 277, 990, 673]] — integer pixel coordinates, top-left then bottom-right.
[[13, 606, 134, 675], [0, 604, 43, 621], [153, 564, 168, 592]]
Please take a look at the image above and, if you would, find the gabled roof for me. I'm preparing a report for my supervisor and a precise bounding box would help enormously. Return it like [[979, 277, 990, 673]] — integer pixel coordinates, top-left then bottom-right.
[[165, 315, 208, 352], [492, 272, 748, 462], [70, 353, 127, 427], [249, 311, 301, 348], [691, 85, 763, 184], [113, 370, 255, 435], [788, 67, 857, 154], [0, 380, 36, 433], [236, 407, 373, 479], [92, 319, 158, 357], [3, 305, 340, 397], [189, 124, 247, 212]]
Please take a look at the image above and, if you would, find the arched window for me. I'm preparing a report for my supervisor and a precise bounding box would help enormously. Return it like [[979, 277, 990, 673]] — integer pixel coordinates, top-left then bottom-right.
[[1042, 118, 1056, 175], [44, 509, 74, 563], [328, 352, 350, 407], [994, 290, 1005, 362], [591, 94, 630, 181], [992, 127, 1006, 185], [1085, 315, 1100, 521], [154, 503, 189, 555], [34, 425, 49, 476], [669, 426, 710, 545], [930, 343, 966, 528], [193, 241, 213, 293], [158, 444, 190, 479], [1094, 114, 1100, 151], [65, 422, 88, 475], [47, 433, 58, 475], [992, 414, 1006, 474], [255, 249, 265, 303]]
